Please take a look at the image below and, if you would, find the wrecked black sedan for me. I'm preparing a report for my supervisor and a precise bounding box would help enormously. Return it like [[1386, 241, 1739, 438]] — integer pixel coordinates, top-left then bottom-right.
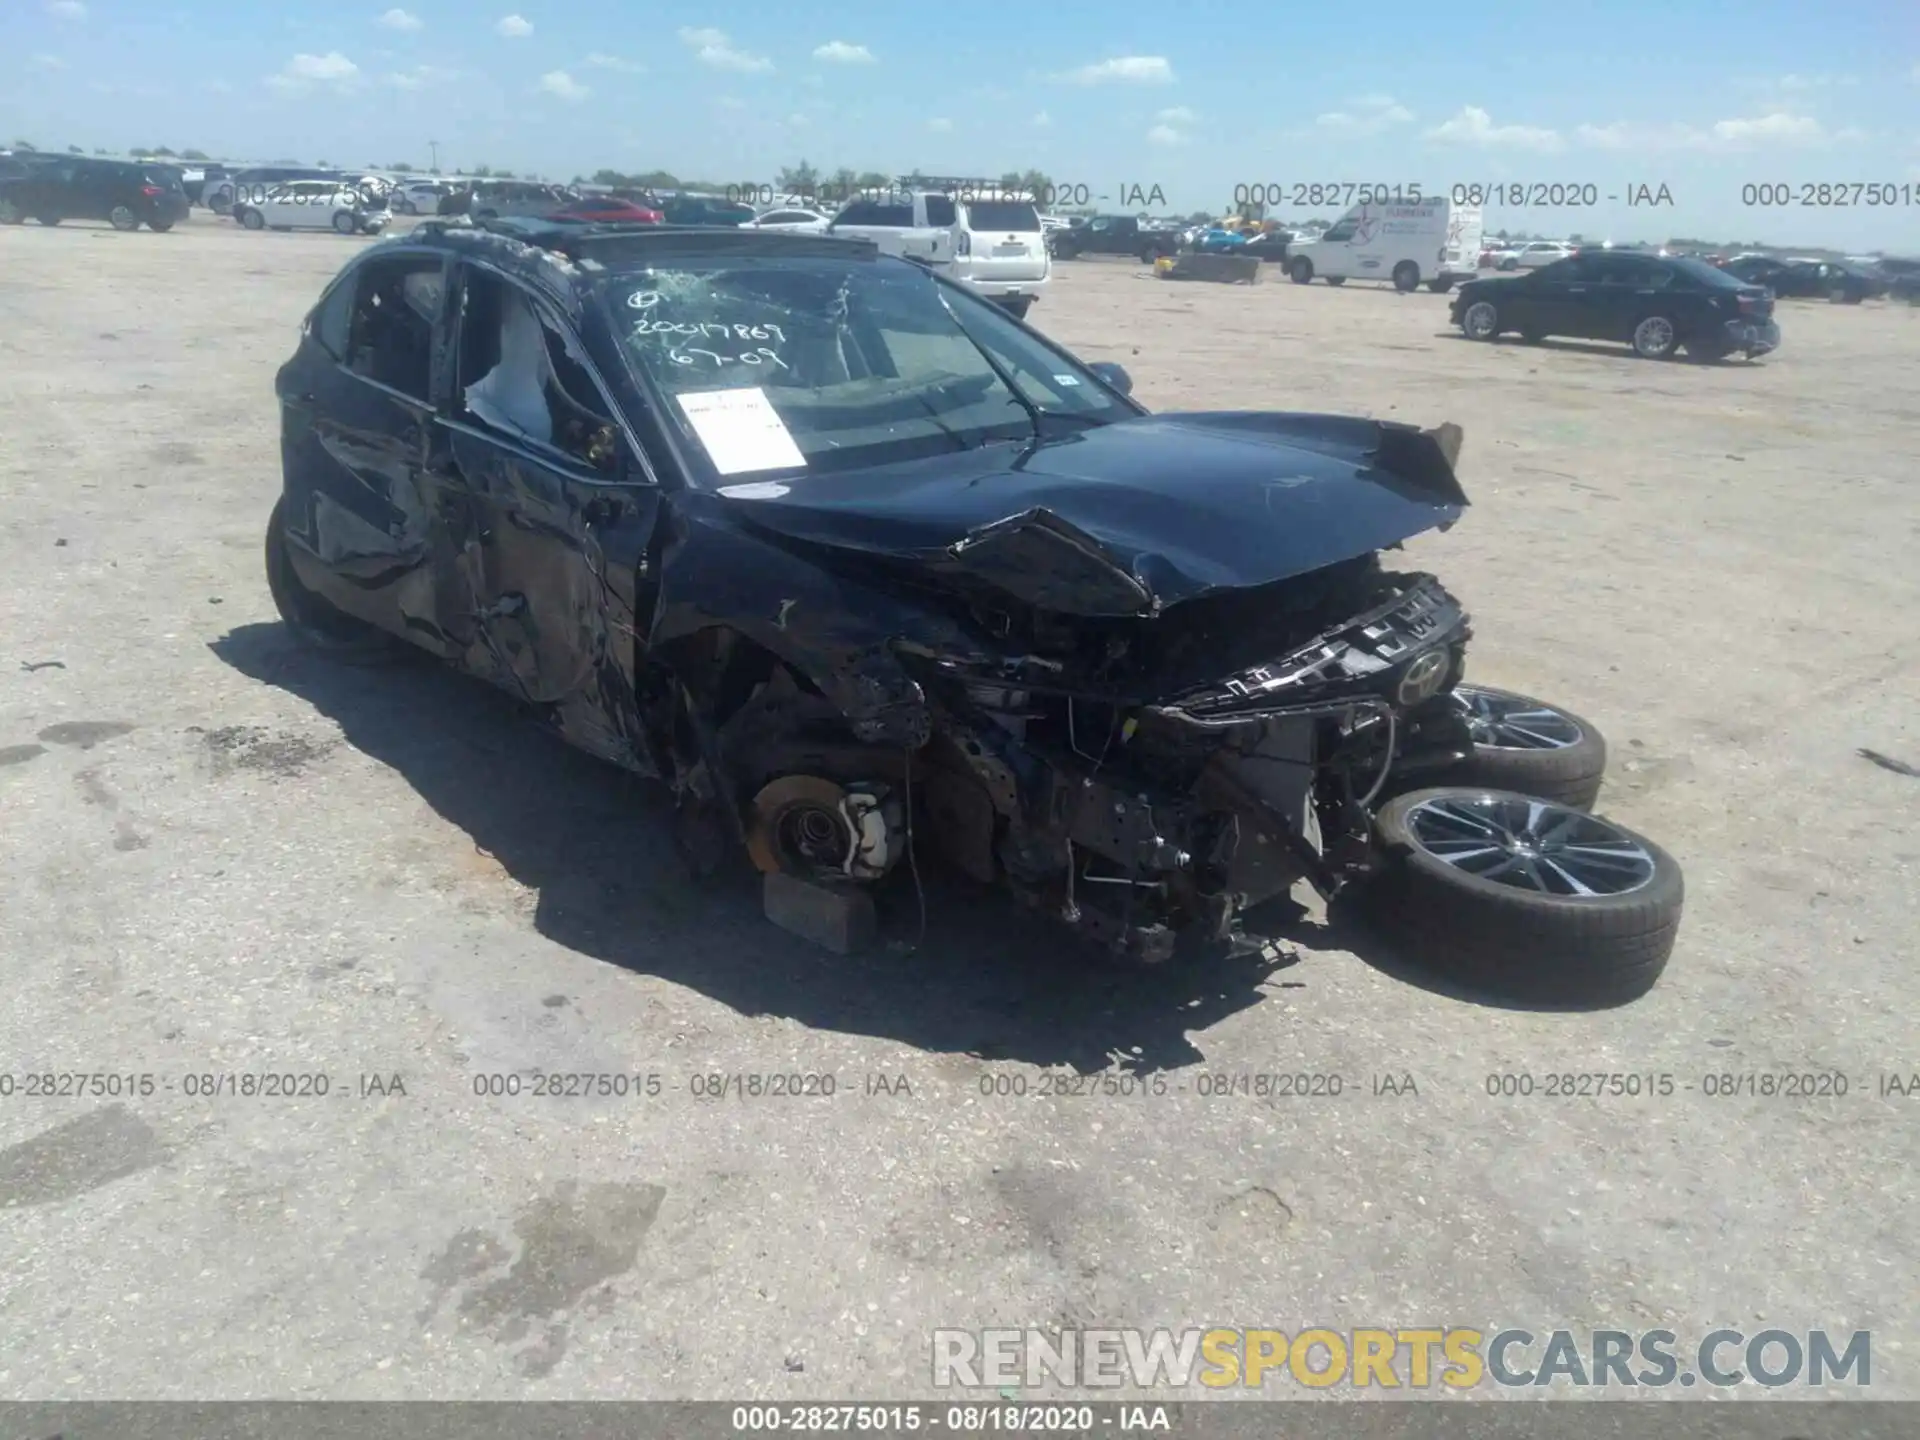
[[266, 217, 1683, 1003]]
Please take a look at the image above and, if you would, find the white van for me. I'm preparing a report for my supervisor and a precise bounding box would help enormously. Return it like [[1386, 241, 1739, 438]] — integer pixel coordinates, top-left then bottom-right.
[[1286, 199, 1483, 293], [826, 191, 1050, 319]]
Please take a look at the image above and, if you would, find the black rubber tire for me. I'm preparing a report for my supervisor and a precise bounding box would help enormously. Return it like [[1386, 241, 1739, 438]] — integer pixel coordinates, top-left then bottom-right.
[[148, 217, 174, 233], [1289, 256, 1313, 284], [37, 214, 61, 226], [1000, 296, 1034, 322], [1427, 278, 1453, 294], [1369, 788, 1684, 1005], [1392, 262, 1420, 293], [240, 208, 265, 231], [1418, 685, 1608, 810], [1631, 314, 1680, 359], [109, 205, 140, 232], [1324, 275, 1346, 286], [1518, 329, 1545, 343], [333, 211, 357, 235], [264, 497, 405, 664]]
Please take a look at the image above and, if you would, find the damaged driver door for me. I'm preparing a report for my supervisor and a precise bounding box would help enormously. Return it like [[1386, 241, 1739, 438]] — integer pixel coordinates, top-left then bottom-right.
[[434, 261, 663, 773]]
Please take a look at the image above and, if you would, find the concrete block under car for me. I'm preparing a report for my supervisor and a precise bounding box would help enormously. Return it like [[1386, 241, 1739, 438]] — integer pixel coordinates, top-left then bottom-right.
[[762, 872, 878, 955]]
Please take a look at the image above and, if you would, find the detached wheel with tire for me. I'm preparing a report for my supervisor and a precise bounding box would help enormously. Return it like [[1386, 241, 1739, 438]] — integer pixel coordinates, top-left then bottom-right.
[[1289, 256, 1313, 284], [1423, 684, 1608, 810], [1631, 314, 1679, 359], [1370, 788, 1684, 1005], [1392, 261, 1420, 293], [264, 497, 404, 664]]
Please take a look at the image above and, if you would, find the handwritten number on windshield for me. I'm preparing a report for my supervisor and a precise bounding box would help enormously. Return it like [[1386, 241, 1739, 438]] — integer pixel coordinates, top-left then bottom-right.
[[668, 345, 789, 370]]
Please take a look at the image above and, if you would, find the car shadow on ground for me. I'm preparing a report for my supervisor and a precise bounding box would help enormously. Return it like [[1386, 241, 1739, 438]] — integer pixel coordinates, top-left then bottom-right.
[[1434, 332, 1767, 366], [213, 622, 1318, 1073]]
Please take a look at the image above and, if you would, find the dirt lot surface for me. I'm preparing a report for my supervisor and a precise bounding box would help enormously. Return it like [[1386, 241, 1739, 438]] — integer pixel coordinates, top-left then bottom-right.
[[2, 218, 1916, 1401]]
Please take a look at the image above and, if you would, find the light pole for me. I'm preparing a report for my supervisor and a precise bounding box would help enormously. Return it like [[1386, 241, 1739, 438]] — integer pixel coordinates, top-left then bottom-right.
[[429, 140, 440, 174]]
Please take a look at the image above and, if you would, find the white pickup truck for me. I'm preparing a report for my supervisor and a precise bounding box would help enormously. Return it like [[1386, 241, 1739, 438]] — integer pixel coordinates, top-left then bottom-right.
[[825, 191, 1050, 320]]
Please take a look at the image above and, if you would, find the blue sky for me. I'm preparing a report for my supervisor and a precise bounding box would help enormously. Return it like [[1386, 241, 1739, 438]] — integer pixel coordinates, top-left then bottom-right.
[[6, 0, 1918, 248]]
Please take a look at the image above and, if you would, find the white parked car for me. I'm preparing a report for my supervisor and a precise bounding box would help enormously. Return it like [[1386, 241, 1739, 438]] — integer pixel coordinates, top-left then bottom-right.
[[826, 191, 1050, 319], [1500, 240, 1576, 271], [233, 181, 388, 235], [748, 206, 832, 234], [391, 179, 455, 216]]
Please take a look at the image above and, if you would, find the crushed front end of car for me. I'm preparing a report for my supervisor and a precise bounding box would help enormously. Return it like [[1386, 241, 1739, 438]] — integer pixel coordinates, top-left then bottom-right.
[[702, 414, 1481, 963]]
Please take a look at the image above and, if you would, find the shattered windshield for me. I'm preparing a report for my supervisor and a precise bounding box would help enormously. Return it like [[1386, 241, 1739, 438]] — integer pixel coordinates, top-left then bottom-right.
[[605, 258, 1133, 479]]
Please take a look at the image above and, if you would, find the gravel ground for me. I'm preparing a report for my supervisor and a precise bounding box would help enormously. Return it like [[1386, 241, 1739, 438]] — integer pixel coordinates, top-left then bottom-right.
[[1, 217, 1916, 1402]]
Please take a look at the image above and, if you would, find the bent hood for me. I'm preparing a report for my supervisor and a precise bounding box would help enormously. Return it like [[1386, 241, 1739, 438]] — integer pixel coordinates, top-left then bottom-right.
[[715, 412, 1467, 616]]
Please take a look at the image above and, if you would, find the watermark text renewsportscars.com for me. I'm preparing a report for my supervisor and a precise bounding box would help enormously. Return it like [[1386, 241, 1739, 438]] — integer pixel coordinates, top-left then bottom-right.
[[933, 1327, 1872, 1390]]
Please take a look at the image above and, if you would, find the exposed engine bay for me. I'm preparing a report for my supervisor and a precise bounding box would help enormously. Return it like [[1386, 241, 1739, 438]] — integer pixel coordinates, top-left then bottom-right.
[[708, 551, 1476, 963]]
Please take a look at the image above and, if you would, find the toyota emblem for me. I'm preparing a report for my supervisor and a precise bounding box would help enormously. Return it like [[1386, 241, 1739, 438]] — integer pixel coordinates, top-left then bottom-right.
[[1395, 650, 1449, 707]]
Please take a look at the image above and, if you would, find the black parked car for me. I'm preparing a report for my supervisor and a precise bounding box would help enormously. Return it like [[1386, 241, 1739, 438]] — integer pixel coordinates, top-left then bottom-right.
[[1048, 214, 1180, 262], [0, 156, 190, 231], [1720, 255, 1884, 303], [1451, 251, 1779, 360], [263, 217, 1683, 1001], [657, 192, 756, 227]]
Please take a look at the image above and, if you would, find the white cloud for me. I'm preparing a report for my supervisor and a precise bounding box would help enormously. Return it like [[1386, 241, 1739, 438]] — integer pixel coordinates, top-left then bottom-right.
[[1147, 123, 1186, 147], [537, 69, 588, 101], [1316, 93, 1414, 135], [928, 117, 953, 132], [1157, 105, 1195, 124], [812, 40, 874, 63], [268, 51, 362, 92], [377, 8, 422, 30], [584, 52, 644, 72], [46, 0, 86, 18], [1575, 111, 1839, 152], [31, 52, 67, 69], [495, 13, 532, 37], [1032, 110, 1051, 127], [385, 63, 456, 88], [678, 26, 772, 72], [1425, 105, 1563, 152], [1055, 55, 1173, 85]]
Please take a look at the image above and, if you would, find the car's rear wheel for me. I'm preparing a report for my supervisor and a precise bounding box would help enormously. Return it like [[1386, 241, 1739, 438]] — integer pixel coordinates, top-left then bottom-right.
[[1426, 278, 1453, 294], [1631, 314, 1679, 359], [1416, 685, 1608, 810], [1461, 300, 1501, 340], [148, 216, 175, 233], [1324, 275, 1346, 286], [239, 208, 265, 230], [999, 296, 1034, 322], [109, 205, 140, 231], [1289, 256, 1313, 284], [1392, 261, 1420, 292], [1369, 788, 1684, 1005], [264, 498, 405, 664]]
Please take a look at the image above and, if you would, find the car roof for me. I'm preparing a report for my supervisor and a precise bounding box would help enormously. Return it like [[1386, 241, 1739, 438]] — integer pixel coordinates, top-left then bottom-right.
[[390, 217, 884, 303]]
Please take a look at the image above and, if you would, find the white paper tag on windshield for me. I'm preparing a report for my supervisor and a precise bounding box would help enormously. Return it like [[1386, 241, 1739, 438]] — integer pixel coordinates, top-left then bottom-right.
[[675, 387, 805, 475]]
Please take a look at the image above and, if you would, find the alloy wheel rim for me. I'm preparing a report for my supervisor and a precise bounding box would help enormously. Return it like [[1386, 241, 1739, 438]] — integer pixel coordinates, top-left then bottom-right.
[[1636, 317, 1673, 353], [111, 206, 136, 228], [1465, 302, 1497, 337], [1405, 793, 1656, 897], [1452, 686, 1584, 750]]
